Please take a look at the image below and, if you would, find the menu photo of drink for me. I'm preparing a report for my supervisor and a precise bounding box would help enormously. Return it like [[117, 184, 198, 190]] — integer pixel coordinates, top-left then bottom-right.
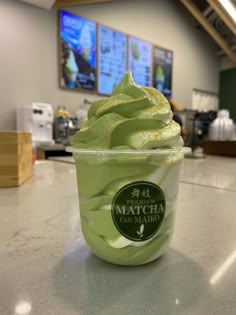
[[97, 25, 127, 95], [153, 46, 173, 97], [59, 10, 96, 91], [128, 36, 153, 87]]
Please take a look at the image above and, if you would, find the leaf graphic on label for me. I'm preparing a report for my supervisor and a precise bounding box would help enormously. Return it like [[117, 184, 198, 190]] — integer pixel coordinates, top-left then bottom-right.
[[140, 224, 144, 234]]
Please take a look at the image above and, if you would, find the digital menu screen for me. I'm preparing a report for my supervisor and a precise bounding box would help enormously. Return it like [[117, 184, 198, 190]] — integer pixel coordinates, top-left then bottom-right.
[[153, 46, 173, 97], [97, 25, 127, 95], [128, 36, 152, 87], [59, 10, 96, 91]]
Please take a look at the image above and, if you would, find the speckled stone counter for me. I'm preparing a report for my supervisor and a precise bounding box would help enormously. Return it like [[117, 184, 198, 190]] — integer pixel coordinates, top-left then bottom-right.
[[0, 157, 236, 315]]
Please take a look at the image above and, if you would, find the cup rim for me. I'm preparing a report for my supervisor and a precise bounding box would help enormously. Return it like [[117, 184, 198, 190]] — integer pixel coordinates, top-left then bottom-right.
[[66, 146, 191, 155]]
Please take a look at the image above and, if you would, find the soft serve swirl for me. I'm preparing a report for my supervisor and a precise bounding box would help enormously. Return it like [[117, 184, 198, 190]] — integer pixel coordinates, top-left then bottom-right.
[[73, 72, 183, 149], [72, 72, 184, 265]]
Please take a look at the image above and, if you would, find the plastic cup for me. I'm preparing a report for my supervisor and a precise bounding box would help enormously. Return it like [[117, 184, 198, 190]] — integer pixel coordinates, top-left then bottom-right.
[[67, 147, 190, 266]]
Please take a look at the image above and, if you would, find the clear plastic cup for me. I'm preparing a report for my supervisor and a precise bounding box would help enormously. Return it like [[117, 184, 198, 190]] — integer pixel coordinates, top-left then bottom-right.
[[67, 147, 190, 266]]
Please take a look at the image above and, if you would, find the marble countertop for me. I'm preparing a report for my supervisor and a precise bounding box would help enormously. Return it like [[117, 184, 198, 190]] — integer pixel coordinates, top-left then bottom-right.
[[0, 156, 236, 315]]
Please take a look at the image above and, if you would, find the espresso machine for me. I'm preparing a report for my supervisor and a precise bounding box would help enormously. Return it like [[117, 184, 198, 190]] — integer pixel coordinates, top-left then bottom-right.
[[16, 103, 54, 144], [54, 107, 79, 145]]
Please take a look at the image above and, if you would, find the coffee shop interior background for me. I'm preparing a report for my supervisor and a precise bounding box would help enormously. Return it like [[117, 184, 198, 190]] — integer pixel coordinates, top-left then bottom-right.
[[0, 0, 235, 161], [0, 0, 235, 128]]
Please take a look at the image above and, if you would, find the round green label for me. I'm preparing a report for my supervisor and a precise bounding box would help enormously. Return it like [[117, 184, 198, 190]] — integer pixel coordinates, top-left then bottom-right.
[[111, 181, 166, 242]]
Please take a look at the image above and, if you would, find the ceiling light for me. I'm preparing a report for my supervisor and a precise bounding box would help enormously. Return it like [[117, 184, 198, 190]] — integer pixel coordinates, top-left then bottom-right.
[[218, 0, 236, 23]]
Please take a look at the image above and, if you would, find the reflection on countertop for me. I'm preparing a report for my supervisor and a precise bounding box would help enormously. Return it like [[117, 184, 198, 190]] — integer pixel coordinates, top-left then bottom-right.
[[0, 157, 236, 315], [181, 155, 236, 191]]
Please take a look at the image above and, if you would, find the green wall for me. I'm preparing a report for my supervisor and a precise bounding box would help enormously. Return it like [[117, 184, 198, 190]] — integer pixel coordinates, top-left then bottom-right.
[[219, 67, 236, 122]]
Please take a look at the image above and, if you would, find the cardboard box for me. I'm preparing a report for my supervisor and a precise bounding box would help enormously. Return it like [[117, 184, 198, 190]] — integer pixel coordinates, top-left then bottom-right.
[[0, 131, 32, 187]]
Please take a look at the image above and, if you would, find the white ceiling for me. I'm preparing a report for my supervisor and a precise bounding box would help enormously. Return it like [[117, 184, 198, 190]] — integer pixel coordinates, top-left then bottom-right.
[[20, 0, 55, 10]]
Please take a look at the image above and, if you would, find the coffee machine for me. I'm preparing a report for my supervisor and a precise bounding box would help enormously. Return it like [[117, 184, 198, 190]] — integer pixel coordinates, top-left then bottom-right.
[[16, 103, 54, 144], [54, 107, 79, 145]]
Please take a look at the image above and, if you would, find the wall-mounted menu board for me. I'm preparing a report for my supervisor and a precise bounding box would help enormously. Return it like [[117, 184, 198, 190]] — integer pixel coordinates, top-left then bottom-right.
[[97, 25, 127, 95], [59, 10, 174, 94], [153, 46, 173, 97], [59, 10, 96, 91], [128, 36, 153, 87]]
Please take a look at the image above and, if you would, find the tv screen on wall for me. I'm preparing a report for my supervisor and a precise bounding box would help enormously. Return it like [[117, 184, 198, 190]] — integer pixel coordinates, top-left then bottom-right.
[[153, 46, 173, 97], [59, 10, 96, 91], [97, 24, 127, 95], [128, 36, 153, 87]]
